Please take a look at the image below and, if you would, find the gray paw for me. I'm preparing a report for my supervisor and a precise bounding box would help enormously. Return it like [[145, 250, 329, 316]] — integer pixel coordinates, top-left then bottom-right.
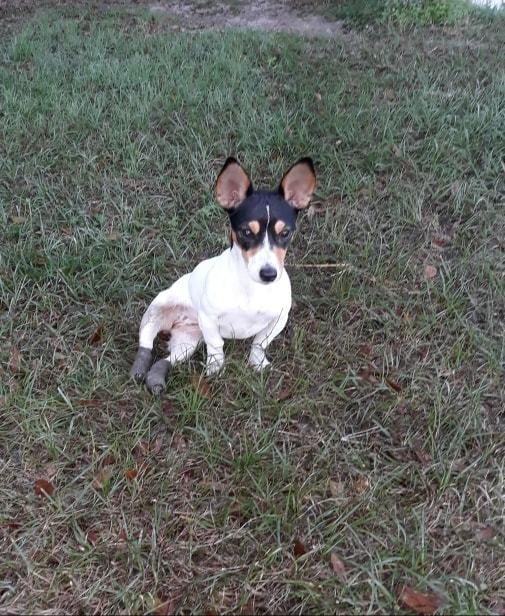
[[145, 359, 170, 395], [130, 347, 153, 383]]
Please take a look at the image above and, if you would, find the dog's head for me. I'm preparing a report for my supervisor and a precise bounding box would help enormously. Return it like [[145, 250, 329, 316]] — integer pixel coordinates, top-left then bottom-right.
[[214, 158, 316, 284]]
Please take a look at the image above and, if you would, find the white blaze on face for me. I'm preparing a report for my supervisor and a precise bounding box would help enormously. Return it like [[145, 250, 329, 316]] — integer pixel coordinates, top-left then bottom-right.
[[245, 204, 281, 283]]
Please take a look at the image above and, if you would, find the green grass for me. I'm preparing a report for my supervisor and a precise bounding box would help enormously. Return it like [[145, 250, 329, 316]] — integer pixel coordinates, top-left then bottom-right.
[[1, 4, 505, 614]]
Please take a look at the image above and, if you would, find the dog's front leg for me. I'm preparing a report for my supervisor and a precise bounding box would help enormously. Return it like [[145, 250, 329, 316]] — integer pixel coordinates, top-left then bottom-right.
[[198, 312, 225, 376], [248, 310, 290, 371]]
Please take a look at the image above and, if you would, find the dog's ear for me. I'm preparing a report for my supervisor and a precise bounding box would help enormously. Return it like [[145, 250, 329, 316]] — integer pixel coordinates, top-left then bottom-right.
[[279, 158, 316, 209], [215, 158, 252, 210]]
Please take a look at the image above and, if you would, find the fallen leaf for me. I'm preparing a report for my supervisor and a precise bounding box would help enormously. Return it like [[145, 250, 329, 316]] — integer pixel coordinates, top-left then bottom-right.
[[358, 343, 372, 357], [293, 538, 307, 557], [134, 440, 150, 457], [161, 400, 174, 416], [8, 347, 20, 374], [191, 373, 211, 399], [125, 468, 138, 481], [276, 386, 292, 401], [151, 435, 164, 454], [476, 525, 495, 542], [89, 325, 103, 345], [106, 232, 119, 241], [92, 470, 109, 490], [34, 479, 54, 497], [399, 586, 443, 615], [117, 528, 127, 544], [315, 92, 322, 101], [412, 442, 430, 466], [358, 366, 379, 385], [354, 476, 370, 494], [423, 265, 437, 280], [10, 215, 26, 224], [431, 235, 445, 248], [153, 596, 177, 616], [329, 479, 344, 498], [385, 377, 402, 393], [171, 433, 187, 451], [85, 529, 99, 545], [330, 552, 346, 581], [102, 454, 114, 466], [78, 399, 102, 407]]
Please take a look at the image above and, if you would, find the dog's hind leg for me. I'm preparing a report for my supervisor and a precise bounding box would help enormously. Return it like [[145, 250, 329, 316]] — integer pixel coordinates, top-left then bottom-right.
[[145, 326, 201, 395]]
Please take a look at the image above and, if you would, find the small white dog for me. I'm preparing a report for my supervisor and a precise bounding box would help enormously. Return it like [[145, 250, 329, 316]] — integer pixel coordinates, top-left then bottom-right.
[[130, 157, 316, 394]]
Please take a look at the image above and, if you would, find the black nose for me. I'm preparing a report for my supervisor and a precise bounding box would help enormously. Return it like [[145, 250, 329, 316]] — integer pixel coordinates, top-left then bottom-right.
[[259, 265, 277, 282]]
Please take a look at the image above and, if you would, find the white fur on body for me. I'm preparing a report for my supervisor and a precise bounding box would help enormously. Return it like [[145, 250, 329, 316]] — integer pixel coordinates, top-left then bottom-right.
[[138, 241, 291, 375]]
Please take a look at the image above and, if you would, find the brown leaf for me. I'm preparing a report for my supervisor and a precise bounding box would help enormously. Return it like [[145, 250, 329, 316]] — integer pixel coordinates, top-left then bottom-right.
[[89, 325, 103, 345], [8, 347, 20, 374], [85, 529, 99, 545], [354, 476, 370, 494], [385, 377, 402, 393], [293, 538, 307, 557], [330, 552, 346, 581], [124, 468, 138, 481], [153, 596, 177, 616], [78, 399, 102, 407], [476, 525, 495, 542], [117, 528, 127, 544], [423, 265, 437, 280], [412, 443, 430, 466], [329, 479, 344, 498], [10, 215, 26, 224], [191, 373, 211, 399], [92, 470, 109, 490], [34, 478, 54, 497], [431, 235, 445, 248], [171, 433, 187, 451], [102, 454, 114, 466], [161, 400, 174, 416], [358, 366, 379, 385], [151, 435, 164, 454], [134, 440, 150, 457], [276, 386, 293, 401], [399, 586, 443, 615], [358, 343, 372, 357]]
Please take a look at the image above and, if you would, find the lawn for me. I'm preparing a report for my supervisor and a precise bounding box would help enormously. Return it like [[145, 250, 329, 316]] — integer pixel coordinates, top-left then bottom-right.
[[1, 2, 504, 614]]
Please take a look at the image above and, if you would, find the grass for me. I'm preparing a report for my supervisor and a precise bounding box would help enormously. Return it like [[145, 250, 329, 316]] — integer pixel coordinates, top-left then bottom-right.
[[1, 3, 505, 614]]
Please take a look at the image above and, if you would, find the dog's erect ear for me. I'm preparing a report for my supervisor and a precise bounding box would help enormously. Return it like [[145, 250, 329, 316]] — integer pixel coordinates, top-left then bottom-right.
[[279, 158, 316, 209], [215, 158, 252, 210]]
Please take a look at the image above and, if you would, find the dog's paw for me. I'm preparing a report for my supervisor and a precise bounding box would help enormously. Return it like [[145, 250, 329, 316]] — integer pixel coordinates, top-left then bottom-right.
[[205, 354, 224, 377], [145, 358, 170, 395], [248, 351, 271, 371], [129, 347, 153, 383]]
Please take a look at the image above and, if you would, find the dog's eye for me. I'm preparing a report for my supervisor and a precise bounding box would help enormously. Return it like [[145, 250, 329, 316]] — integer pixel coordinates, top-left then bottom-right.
[[241, 228, 252, 237], [280, 228, 291, 238]]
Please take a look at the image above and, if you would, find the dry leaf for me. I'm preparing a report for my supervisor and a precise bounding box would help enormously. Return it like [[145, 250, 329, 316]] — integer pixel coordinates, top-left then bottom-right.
[[276, 386, 293, 401], [293, 538, 307, 557], [153, 596, 177, 616], [399, 586, 443, 615], [431, 235, 445, 248], [423, 265, 437, 280], [92, 470, 108, 490], [8, 347, 20, 374], [476, 525, 495, 542], [85, 529, 99, 545], [34, 478, 54, 497], [10, 215, 26, 224], [161, 400, 174, 416], [191, 373, 211, 399], [358, 366, 379, 385], [329, 479, 344, 498], [315, 92, 322, 101], [151, 436, 164, 454], [330, 552, 346, 581], [106, 232, 119, 241], [171, 433, 187, 451], [102, 454, 114, 466], [355, 476, 370, 494], [124, 468, 138, 481], [89, 325, 103, 345], [385, 377, 402, 393]]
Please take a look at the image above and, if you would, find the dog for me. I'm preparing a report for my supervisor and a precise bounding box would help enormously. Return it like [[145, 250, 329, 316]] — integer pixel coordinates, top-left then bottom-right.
[[130, 157, 316, 394]]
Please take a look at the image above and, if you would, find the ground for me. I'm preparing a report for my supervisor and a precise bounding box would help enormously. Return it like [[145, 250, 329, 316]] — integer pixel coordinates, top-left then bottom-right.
[[1, 1, 505, 614]]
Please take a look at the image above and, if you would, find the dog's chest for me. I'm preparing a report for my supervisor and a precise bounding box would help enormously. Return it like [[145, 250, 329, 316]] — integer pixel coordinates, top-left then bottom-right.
[[217, 301, 277, 339]]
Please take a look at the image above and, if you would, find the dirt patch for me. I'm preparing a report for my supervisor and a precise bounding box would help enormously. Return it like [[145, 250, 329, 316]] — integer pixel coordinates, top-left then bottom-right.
[[149, 0, 345, 37]]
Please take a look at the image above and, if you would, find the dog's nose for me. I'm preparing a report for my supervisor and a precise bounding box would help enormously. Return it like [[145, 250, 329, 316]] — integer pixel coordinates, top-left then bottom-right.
[[259, 265, 277, 282]]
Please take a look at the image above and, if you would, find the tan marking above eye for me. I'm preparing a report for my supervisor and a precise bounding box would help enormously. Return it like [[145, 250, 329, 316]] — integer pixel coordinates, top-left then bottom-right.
[[248, 220, 260, 235], [274, 220, 286, 234]]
